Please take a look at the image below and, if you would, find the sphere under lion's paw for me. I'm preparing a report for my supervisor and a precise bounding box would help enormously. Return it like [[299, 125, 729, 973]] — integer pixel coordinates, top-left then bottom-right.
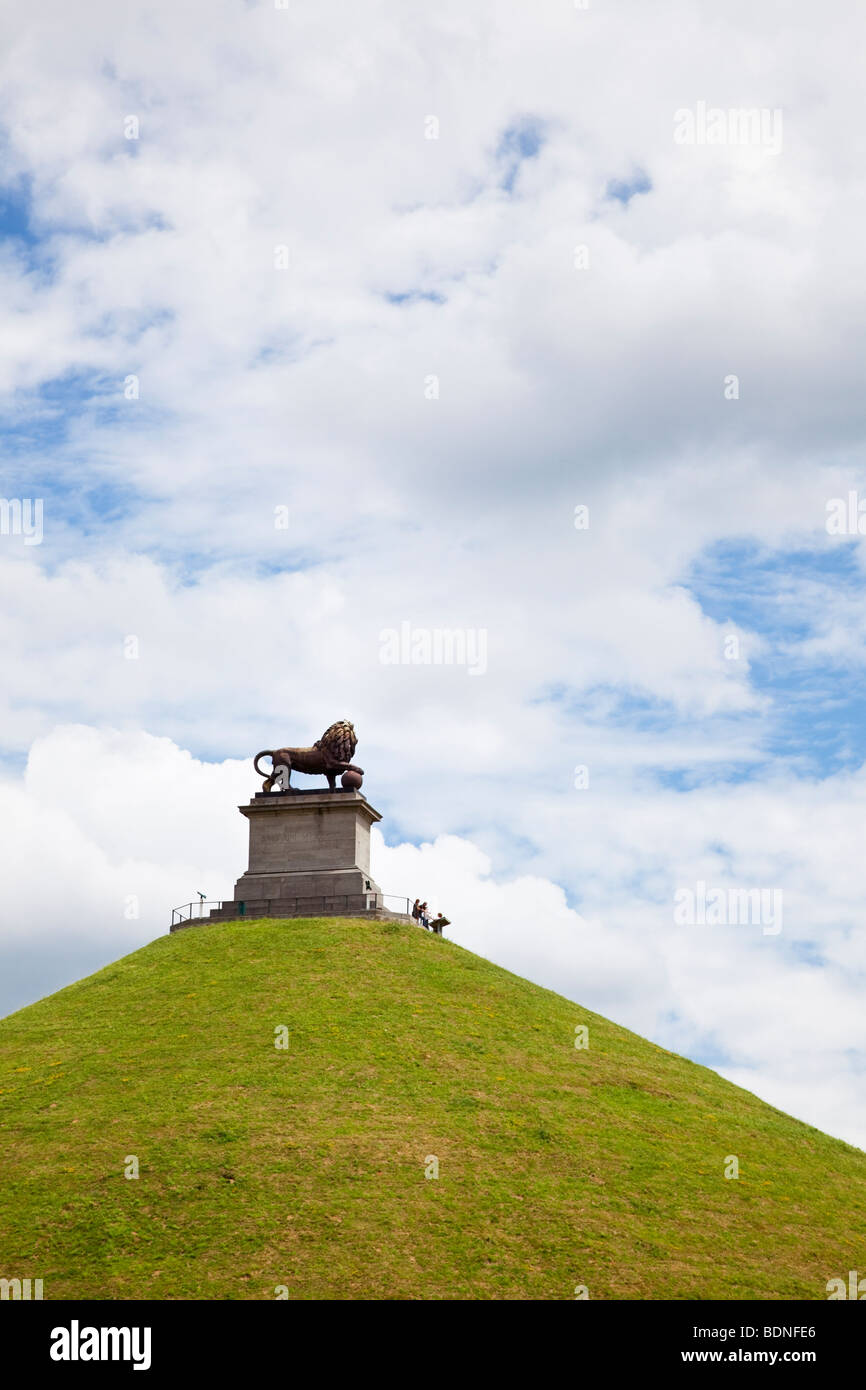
[[341, 769, 363, 791]]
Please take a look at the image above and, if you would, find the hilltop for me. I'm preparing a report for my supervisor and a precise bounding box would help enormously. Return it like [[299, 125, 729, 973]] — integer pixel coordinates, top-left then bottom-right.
[[0, 916, 863, 1299]]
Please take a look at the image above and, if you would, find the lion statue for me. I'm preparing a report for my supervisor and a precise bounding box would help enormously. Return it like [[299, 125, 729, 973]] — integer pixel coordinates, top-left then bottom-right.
[[253, 720, 364, 793]]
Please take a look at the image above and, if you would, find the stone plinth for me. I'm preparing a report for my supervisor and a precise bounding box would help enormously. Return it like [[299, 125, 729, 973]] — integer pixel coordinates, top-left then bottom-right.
[[228, 787, 382, 909], [171, 788, 408, 930], [241, 789, 378, 877]]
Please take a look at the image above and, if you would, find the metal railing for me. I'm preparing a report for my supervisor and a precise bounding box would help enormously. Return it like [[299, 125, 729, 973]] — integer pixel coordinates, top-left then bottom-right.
[[231, 893, 382, 916], [171, 901, 224, 927], [381, 894, 412, 915], [171, 893, 423, 927]]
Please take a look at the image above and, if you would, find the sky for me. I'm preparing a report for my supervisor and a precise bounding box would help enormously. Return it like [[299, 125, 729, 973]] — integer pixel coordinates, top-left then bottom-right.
[[2, 0, 866, 1149]]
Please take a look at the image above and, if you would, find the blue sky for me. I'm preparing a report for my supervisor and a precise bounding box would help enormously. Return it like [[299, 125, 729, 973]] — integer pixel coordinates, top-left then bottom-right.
[[0, 176, 35, 243], [1, 0, 866, 1149], [687, 540, 866, 776]]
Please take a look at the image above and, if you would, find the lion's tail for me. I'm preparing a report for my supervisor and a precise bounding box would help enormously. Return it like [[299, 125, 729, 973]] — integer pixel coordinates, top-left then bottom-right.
[[253, 750, 273, 779]]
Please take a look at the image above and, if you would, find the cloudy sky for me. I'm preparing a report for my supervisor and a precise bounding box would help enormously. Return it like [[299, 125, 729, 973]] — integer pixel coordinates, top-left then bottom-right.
[[2, 0, 866, 1148]]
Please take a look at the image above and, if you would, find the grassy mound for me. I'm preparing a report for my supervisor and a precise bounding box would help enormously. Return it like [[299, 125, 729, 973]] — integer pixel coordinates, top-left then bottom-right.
[[0, 916, 863, 1299]]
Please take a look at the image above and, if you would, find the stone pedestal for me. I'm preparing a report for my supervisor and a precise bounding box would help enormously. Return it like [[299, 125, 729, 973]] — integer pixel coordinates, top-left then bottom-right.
[[173, 789, 408, 929]]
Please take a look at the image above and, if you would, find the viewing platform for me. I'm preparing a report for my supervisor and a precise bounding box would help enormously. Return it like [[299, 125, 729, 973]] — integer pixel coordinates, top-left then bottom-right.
[[170, 788, 413, 931]]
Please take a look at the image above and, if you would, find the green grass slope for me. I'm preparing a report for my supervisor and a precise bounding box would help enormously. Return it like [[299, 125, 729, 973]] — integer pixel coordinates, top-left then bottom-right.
[[1, 916, 864, 1300]]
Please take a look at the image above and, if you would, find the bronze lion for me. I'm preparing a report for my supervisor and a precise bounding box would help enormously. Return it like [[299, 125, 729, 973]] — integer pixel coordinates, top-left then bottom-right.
[[253, 720, 364, 793]]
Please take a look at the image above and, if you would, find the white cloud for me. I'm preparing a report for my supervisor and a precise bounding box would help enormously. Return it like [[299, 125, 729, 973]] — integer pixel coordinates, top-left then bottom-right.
[[2, 725, 865, 1152], [0, 1, 865, 1156]]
